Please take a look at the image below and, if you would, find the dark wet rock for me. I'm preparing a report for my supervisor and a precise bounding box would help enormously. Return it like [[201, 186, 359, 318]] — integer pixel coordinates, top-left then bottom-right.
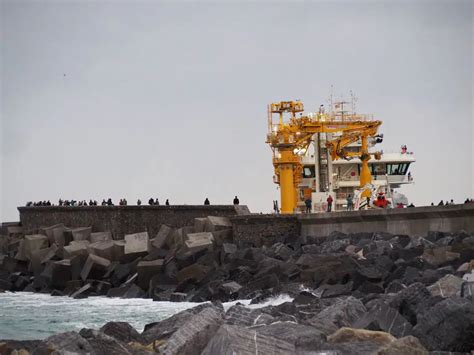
[[256, 322, 326, 347], [307, 296, 366, 335], [376, 335, 428, 355], [413, 296, 474, 352], [318, 282, 354, 298], [100, 322, 142, 343], [354, 300, 413, 338], [389, 283, 442, 326], [136, 259, 163, 290], [225, 304, 268, 327], [321, 239, 351, 254], [79, 328, 135, 354], [293, 290, 318, 304], [0, 340, 41, 354], [169, 292, 187, 302], [50, 289, 64, 296], [107, 283, 145, 299], [238, 273, 279, 299], [461, 281, 474, 299], [357, 281, 384, 294], [70, 283, 92, 299], [155, 304, 224, 354], [32, 331, 93, 354], [142, 303, 219, 344], [427, 274, 463, 298], [385, 280, 406, 294], [201, 324, 295, 355]]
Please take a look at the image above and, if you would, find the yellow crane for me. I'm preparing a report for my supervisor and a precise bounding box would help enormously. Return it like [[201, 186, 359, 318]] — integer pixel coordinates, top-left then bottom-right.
[[266, 100, 382, 214]]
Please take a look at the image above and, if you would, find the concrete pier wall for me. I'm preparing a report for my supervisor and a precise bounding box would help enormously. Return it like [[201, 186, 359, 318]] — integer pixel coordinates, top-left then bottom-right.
[[299, 204, 474, 237], [231, 204, 474, 246], [18, 205, 249, 240]]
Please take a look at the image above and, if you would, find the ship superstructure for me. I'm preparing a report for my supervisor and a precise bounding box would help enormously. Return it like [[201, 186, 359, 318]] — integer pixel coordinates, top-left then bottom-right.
[[296, 97, 415, 212]]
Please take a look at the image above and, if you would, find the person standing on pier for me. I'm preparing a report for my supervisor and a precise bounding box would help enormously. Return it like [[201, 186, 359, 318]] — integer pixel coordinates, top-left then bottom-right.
[[327, 195, 333, 212]]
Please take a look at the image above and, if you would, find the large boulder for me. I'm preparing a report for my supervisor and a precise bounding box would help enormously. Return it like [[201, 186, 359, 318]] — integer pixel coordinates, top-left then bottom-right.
[[389, 282, 441, 325], [100, 322, 143, 344], [201, 324, 295, 355], [307, 296, 366, 335], [427, 274, 463, 298], [353, 300, 413, 338], [33, 331, 93, 354], [154, 303, 224, 354], [142, 303, 215, 343], [413, 296, 474, 352], [79, 328, 136, 354]]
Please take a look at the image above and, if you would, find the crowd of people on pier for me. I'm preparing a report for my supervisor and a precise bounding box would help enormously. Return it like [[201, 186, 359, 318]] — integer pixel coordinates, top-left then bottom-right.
[[25, 195, 242, 207]]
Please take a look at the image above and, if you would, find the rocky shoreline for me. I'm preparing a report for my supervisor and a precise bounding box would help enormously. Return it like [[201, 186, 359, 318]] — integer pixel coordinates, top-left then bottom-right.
[[1, 216, 474, 353]]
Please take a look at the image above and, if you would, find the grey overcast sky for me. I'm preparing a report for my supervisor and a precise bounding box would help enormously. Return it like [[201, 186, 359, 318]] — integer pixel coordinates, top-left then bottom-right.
[[0, 0, 472, 222]]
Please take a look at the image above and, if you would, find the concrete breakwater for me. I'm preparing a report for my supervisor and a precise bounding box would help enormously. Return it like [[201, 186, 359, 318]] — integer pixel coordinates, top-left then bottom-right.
[[17, 205, 250, 240], [1, 204, 474, 353]]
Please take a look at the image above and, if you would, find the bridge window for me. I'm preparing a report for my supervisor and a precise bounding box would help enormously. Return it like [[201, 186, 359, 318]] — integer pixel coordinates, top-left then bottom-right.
[[371, 164, 386, 175], [387, 163, 410, 175], [302, 166, 315, 178]]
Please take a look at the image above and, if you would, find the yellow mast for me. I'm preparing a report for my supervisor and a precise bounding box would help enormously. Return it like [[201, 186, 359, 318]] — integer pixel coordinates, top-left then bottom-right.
[[267, 100, 382, 213]]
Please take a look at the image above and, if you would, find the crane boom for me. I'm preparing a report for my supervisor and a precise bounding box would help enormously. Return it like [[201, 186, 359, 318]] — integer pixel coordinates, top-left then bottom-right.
[[266, 100, 382, 214]]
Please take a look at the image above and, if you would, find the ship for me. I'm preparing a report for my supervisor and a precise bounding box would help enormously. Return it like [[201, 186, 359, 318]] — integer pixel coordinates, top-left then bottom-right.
[[295, 97, 415, 212]]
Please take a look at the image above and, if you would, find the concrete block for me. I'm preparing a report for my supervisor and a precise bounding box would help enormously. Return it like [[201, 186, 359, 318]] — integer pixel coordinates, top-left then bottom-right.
[[211, 229, 232, 246], [205, 216, 232, 232], [40, 244, 59, 264], [31, 247, 51, 277], [185, 232, 214, 254], [14, 240, 27, 261], [23, 234, 49, 260], [90, 231, 112, 243], [7, 226, 23, 237], [153, 225, 173, 250], [64, 241, 90, 258], [168, 226, 194, 249], [41, 224, 65, 246], [51, 259, 72, 289], [71, 227, 92, 242], [137, 259, 164, 290], [124, 232, 149, 254], [113, 240, 125, 261], [69, 256, 85, 280], [80, 254, 111, 281], [88, 241, 115, 261], [194, 218, 208, 233]]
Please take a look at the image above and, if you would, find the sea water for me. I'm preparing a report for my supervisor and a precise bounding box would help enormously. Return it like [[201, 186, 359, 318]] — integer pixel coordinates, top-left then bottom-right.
[[0, 292, 293, 340]]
